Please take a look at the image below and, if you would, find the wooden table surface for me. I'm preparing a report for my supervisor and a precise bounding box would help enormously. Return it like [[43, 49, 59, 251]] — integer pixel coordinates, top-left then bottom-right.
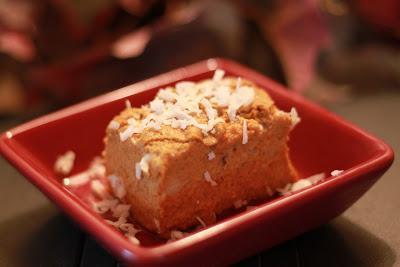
[[0, 89, 398, 266]]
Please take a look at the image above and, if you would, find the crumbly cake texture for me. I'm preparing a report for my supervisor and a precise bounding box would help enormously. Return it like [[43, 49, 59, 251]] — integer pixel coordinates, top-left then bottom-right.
[[104, 71, 299, 237]]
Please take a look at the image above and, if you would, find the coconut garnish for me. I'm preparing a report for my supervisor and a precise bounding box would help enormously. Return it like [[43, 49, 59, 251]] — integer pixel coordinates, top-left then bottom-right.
[[92, 199, 119, 214], [170, 230, 188, 241], [135, 153, 151, 179], [213, 69, 225, 82], [91, 180, 110, 199], [277, 173, 325, 195], [196, 216, 207, 228], [290, 107, 301, 128], [108, 174, 126, 199], [125, 99, 132, 109], [116, 70, 256, 142], [233, 199, 248, 209], [108, 120, 120, 130], [242, 120, 248, 144], [55, 150, 75, 175], [331, 170, 344, 176], [208, 151, 216, 160], [203, 171, 217, 186]]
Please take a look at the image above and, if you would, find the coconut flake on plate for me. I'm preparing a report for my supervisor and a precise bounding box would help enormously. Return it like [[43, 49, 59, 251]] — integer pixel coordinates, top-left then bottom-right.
[[62, 172, 90, 187], [92, 199, 119, 214], [54, 150, 75, 175], [277, 172, 325, 196], [91, 180, 111, 199], [331, 169, 344, 176], [170, 230, 188, 241], [111, 204, 131, 218]]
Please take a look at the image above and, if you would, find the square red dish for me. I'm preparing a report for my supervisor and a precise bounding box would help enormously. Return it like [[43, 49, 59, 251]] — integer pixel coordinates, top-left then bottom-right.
[[0, 58, 394, 266]]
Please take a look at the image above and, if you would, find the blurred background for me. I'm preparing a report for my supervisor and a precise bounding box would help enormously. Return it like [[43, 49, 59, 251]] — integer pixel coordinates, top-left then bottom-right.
[[0, 0, 399, 266], [0, 0, 399, 117]]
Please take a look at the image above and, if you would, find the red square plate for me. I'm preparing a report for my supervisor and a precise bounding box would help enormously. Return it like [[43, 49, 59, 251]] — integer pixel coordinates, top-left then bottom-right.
[[0, 58, 394, 266]]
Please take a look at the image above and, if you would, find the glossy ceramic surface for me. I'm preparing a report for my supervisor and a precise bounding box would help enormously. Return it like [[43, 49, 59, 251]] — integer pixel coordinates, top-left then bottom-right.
[[0, 58, 394, 266]]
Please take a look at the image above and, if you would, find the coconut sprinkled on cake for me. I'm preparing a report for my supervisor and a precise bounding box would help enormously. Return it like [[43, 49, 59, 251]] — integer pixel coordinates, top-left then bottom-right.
[[108, 120, 120, 130], [203, 171, 217, 186], [196, 216, 207, 227], [108, 174, 126, 199], [242, 120, 248, 144], [117, 69, 258, 141], [208, 151, 216, 160], [135, 153, 152, 179], [289, 107, 301, 128]]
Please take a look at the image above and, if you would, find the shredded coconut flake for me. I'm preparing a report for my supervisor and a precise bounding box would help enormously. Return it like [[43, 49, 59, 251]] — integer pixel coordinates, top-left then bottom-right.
[[196, 216, 207, 228], [135, 162, 142, 180], [113, 74, 256, 143], [92, 199, 118, 214], [91, 180, 110, 199], [290, 107, 301, 128], [127, 234, 140, 245], [233, 199, 248, 209], [108, 174, 126, 199], [111, 204, 131, 218], [277, 173, 325, 195], [170, 230, 187, 241], [108, 120, 120, 130], [213, 69, 225, 82], [208, 151, 216, 160], [135, 153, 151, 179], [55, 151, 75, 175], [331, 169, 344, 176], [62, 172, 90, 187], [242, 120, 248, 144], [125, 99, 132, 109], [203, 171, 217, 186], [149, 99, 165, 115]]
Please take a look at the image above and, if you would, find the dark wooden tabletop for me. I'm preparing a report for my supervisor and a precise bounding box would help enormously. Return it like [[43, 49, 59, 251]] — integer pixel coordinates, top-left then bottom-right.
[[0, 89, 398, 267]]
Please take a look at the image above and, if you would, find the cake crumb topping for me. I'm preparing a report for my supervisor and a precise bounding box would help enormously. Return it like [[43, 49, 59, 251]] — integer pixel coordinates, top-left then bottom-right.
[[290, 107, 301, 128], [277, 173, 325, 195]]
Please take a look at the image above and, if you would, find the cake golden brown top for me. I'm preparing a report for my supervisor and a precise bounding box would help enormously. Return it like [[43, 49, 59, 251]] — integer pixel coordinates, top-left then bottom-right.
[[105, 70, 300, 180]]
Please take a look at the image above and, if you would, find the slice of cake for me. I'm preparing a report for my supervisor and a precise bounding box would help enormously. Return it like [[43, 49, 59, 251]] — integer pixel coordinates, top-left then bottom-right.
[[104, 70, 299, 237]]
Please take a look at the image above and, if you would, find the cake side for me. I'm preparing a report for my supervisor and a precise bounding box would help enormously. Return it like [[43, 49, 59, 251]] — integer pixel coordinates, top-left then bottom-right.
[[104, 74, 299, 236]]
